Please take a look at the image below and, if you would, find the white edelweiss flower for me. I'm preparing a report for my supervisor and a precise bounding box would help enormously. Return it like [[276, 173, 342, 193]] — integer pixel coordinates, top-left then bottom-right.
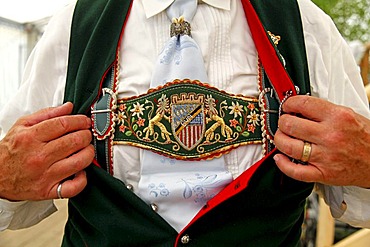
[[247, 110, 260, 126], [228, 101, 244, 118], [130, 102, 145, 118]]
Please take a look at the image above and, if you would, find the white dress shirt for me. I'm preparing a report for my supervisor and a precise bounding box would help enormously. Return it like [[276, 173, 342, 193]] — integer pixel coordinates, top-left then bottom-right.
[[1, 0, 370, 231]]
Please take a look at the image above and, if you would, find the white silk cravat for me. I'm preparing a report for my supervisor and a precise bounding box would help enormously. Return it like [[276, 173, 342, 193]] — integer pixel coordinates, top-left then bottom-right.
[[137, 0, 232, 232]]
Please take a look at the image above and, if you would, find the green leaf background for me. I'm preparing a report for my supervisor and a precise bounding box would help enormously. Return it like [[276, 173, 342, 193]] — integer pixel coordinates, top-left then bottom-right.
[[312, 0, 370, 42]]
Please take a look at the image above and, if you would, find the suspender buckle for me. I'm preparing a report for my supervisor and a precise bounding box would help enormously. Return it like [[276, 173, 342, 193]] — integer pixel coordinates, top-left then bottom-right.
[[91, 88, 117, 114], [259, 88, 279, 114], [91, 87, 118, 141]]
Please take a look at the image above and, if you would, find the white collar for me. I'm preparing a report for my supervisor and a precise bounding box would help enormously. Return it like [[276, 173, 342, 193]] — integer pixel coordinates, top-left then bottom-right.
[[142, 0, 231, 18]]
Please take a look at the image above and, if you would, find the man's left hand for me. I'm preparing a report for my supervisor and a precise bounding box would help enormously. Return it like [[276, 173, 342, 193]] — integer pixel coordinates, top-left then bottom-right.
[[274, 95, 370, 188]]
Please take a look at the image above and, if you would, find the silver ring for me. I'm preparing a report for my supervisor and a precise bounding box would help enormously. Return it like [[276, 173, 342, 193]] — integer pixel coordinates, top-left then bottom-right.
[[57, 183, 64, 199]]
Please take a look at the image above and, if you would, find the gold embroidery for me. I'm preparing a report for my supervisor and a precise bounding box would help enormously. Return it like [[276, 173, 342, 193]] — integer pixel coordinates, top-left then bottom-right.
[[268, 31, 281, 45], [113, 80, 263, 160]]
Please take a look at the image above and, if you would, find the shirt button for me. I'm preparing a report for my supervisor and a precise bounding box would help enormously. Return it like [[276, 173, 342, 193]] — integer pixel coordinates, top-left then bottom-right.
[[126, 184, 134, 192], [150, 203, 158, 212], [181, 234, 190, 244]]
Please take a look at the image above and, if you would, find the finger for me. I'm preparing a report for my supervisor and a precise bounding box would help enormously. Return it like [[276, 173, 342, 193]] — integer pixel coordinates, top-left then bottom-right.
[[278, 114, 323, 143], [282, 96, 336, 122], [273, 153, 322, 183], [47, 144, 94, 180], [274, 129, 316, 162], [33, 114, 91, 142], [51, 170, 87, 199], [43, 130, 93, 165], [18, 102, 74, 127]]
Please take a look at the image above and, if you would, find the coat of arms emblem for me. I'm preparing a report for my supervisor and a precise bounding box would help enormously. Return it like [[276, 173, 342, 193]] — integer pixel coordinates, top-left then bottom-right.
[[171, 93, 206, 151], [114, 80, 262, 160]]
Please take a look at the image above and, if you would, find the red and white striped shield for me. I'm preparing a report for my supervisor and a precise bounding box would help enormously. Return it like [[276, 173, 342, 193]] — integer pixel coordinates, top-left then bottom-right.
[[171, 103, 205, 151]]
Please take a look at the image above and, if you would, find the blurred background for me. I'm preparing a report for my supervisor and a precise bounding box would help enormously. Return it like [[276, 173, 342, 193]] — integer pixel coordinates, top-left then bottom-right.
[[0, 0, 369, 246], [0, 0, 74, 109]]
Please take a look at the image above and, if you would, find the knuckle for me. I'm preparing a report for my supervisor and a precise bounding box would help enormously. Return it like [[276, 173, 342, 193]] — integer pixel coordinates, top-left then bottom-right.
[[72, 160, 85, 173], [324, 128, 346, 145], [27, 151, 47, 167], [7, 125, 31, 145], [73, 148, 94, 171], [70, 132, 85, 147], [82, 130, 93, 143], [76, 154, 91, 168], [279, 115, 294, 134], [68, 181, 87, 198], [329, 131, 342, 143], [300, 96, 311, 107], [34, 182, 50, 200], [291, 144, 302, 159], [274, 131, 296, 158], [284, 95, 308, 112], [57, 117, 71, 132], [69, 186, 82, 198], [15, 115, 33, 127], [10, 130, 28, 147], [273, 131, 283, 146], [86, 145, 96, 160], [72, 130, 92, 147], [334, 106, 356, 123], [281, 141, 294, 157]]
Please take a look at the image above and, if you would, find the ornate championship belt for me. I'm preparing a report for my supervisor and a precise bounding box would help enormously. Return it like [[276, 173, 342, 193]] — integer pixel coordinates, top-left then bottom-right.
[[111, 79, 262, 160]]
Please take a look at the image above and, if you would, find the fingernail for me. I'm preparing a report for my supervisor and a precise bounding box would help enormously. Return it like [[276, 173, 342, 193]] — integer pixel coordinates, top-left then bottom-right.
[[273, 155, 279, 162], [60, 102, 72, 108]]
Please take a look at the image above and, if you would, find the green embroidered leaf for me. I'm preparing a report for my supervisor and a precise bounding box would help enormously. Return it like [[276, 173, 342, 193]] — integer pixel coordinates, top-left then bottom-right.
[[125, 131, 133, 137], [131, 117, 135, 123], [236, 126, 242, 132], [242, 131, 250, 137], [133, 124, 138, 131], [127, 106, 132, 112], [239, 117, 243, 124]]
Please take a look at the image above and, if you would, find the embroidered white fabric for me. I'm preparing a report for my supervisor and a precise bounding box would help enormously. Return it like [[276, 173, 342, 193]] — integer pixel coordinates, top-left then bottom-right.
[[139, 151, 232, 231]]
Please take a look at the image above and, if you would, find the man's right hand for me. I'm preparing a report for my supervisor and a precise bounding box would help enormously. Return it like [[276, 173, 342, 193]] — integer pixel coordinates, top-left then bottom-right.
[[0, 102, 94, 201]]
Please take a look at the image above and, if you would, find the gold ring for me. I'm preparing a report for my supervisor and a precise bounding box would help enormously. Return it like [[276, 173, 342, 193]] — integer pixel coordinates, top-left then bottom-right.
[[57, 183, 63, 199], [301, 141, 312, 163]]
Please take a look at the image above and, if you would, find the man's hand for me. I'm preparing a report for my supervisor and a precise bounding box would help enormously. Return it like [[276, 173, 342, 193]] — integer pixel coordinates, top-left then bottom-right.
[[274, 95, 370, 188], [0, 102, 94, 201]]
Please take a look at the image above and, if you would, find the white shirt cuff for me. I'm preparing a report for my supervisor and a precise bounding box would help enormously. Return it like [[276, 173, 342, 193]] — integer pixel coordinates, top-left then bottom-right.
[[0, 198, 56, 231], [339, 186, 370, 228]]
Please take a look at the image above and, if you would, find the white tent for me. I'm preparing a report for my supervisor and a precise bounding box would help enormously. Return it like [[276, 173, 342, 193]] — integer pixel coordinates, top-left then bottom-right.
[[0, 0, 74, 109], [0, 0, 74, 23]]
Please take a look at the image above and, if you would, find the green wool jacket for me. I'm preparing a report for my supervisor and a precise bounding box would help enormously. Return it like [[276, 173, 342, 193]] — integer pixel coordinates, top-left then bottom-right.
[[62, 0, 313, 246]]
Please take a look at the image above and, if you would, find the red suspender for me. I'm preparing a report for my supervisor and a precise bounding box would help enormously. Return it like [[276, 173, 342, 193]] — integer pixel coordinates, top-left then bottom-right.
[[175, 1, 299, 245], [243, 0, 298, 101]]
